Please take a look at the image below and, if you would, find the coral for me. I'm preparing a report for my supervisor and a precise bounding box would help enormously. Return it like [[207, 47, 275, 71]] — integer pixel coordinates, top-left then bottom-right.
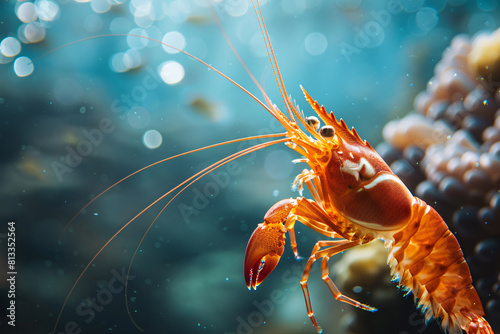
[[379, 27, 500, 331], [469, 28, 500, 85]]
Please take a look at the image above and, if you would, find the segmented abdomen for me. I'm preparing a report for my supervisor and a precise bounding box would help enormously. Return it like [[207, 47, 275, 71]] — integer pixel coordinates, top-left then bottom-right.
[[386, 198, 493, 334]]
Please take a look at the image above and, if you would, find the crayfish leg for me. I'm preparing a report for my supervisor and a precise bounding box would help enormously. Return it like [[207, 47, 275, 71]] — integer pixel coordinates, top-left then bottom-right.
[[299, 239, 376, 333]]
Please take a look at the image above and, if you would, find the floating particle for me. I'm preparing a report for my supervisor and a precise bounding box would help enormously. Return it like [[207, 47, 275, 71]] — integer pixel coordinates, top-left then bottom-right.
[[189, 96, 220, 120]]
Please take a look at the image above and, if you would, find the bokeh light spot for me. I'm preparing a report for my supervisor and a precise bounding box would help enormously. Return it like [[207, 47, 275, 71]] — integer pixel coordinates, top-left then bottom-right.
[[14, 56, 34, 77], [90, 0, 111, 14], [23, 22, 46, 43], [304, 32, 328, 56], [477, 0, 498, 11], [127, 28, 148, 50], [16, 2, 38, 23], [1, 37, 21, 57], [110, 17, 132, 34], [36, 0, 60, 21], [162, 31, 186, 54], [416, 7, 439, 32], [400, 0, 424, 12], [159, 61, 185, 85], [110, 52, 128, 72], [130, 0, 152, 18], [335, 0, 362, 10], [124, 49, 142, 69], [83, 14, 103, 33], [225, 0, 248, 17], [143, 129, 162, 149], [0, 53, 12, 65]]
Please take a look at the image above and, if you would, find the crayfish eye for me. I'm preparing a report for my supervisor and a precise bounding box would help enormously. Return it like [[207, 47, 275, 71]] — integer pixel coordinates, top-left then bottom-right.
[[319, 125, 335, 139], [306, 116, 320, 131]]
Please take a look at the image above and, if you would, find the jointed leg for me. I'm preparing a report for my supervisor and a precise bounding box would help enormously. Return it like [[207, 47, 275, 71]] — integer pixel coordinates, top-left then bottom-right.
[[285, 214, 333, 260], [286, 223, 302, 260], [320, 256, 377, 312], [245, 196, 371, 332]]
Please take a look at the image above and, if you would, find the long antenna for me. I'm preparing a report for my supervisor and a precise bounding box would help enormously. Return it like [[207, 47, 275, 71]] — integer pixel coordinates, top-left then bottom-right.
[[52, 137, 288, 334], [59, 132, 286, 240]]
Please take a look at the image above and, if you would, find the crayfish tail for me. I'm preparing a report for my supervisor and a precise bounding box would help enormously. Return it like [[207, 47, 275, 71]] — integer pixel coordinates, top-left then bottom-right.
[[463, 311, 494, 334], [386, 198, 493, 334]]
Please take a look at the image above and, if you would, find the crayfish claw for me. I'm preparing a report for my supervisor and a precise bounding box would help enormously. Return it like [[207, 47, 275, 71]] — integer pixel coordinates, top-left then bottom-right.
[[244, 222, 286, 290]]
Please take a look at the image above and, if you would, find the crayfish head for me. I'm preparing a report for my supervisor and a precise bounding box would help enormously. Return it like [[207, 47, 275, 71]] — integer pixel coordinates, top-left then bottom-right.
[[244, 222, 286, 290]]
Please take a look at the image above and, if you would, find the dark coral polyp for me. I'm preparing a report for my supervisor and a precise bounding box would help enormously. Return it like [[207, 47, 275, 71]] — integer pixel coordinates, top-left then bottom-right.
[[380, 28, 500, 328]]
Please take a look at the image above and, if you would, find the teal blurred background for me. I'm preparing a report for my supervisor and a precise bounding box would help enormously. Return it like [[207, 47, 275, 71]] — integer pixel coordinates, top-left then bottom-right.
[[0, 0, 499, 333]]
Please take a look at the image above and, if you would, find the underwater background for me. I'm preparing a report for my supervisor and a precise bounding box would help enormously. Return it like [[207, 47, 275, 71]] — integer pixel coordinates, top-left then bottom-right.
[[0, 0, 499, 333]]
